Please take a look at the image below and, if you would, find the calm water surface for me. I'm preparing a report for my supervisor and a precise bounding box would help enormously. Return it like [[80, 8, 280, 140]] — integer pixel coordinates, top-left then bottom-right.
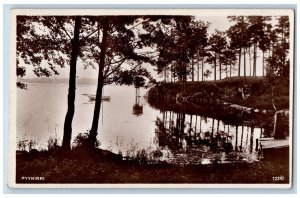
[[17, 83, 265, 164]]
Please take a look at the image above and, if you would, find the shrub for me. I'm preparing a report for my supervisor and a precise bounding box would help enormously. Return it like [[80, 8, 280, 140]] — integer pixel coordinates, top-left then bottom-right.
[[47, 136, 60, 151], [72, 132, 100, 150]]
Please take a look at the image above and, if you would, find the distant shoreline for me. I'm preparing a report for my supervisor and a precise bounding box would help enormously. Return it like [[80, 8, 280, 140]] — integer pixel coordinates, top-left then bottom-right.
[[19, 78, 98, 85]]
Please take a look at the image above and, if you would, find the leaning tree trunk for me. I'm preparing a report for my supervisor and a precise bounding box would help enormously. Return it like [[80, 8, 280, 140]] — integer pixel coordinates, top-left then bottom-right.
[[89, 19, 109, 147], [62, 16, 81, 151]]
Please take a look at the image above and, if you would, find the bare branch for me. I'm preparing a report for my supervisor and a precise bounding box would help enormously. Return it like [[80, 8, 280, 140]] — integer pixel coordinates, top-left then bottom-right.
[[103, 58, 127, 78], [60, 25, 72, 40]]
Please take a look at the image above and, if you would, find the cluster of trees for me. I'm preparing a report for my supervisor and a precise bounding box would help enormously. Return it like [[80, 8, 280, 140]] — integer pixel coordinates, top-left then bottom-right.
[[16, 15, 290, 151], [16, 15, 204, 150], [157, 15, 290, 82]]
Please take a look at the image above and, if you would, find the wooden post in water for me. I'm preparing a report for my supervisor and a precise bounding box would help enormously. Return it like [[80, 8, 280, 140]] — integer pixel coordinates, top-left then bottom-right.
[[255, 138, 259, 151]]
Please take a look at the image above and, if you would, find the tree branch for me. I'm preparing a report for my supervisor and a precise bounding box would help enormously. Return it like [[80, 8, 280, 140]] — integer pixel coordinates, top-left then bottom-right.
[[103, 58, 127, 78], [60, 25, 72, 40]]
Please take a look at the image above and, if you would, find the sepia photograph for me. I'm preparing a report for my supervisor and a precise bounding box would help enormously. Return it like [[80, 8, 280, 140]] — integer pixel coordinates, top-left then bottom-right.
[[8, 9, 293, 188]]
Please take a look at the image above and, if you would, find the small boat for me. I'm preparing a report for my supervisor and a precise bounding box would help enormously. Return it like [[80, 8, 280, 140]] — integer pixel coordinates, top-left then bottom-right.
[[101, 96, 111, 101], [88, 95, 111, 101]]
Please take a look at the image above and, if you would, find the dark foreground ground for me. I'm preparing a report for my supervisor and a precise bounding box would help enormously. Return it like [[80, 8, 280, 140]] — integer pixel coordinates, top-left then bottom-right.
[[16, 148, 289, 184]]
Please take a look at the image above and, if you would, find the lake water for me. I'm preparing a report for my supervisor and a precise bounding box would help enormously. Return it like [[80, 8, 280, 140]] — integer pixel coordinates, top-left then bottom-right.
[[17, 83, 265, 164]]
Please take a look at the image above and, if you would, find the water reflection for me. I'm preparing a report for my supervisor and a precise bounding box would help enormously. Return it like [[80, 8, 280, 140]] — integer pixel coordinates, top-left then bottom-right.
[[17, 84, 276, 165], [132, 87, 143, 116], [153, 109, 264, 165], [145, 95, 275, 165]]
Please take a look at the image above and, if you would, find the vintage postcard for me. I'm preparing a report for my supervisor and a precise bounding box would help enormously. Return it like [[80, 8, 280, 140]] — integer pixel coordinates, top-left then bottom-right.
[[8, 9, 294, 188]]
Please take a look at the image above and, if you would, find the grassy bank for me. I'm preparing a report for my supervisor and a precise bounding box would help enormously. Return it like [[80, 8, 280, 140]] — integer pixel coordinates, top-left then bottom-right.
[[16, 148, 289, 184], [148, 77, 289, 110]]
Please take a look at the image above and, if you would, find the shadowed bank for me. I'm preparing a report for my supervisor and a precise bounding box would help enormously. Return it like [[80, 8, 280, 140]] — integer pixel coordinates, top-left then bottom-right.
[[16, 147, 289, 183]]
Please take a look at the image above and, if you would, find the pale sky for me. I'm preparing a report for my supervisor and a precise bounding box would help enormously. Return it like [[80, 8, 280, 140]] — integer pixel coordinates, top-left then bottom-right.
[[197, 15, 233, 34]]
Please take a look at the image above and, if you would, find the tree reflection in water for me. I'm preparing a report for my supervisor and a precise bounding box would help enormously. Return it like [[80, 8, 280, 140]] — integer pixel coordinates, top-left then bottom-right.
[[132, 87, 143, 116], [148, 99, 274, 165]]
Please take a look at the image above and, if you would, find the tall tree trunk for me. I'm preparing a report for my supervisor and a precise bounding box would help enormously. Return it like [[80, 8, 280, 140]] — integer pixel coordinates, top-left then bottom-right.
[[219, 56, 222, 80], [262, 51, 265, 76], [271, 85, 277, 111], [162, 110, 166, 130], [166, 66, 169, 82], [238, 47, 241, 77], [248, 47, 251, 76], [201, 58, 204, 82], [182, 74, 187, 93], [243, 48, 246, 79], [197, 57, 200, 81], [62, 16, 81, 151], [253, 43, 257, 76], [170, 65, 173, 83], [214, 56, 217, 81], [191, 57, 194, 82], [164, 65, 167, 83], [230, 64, 232, 77], [226, 64, 228, 78], [89, 19, 109, 147]]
